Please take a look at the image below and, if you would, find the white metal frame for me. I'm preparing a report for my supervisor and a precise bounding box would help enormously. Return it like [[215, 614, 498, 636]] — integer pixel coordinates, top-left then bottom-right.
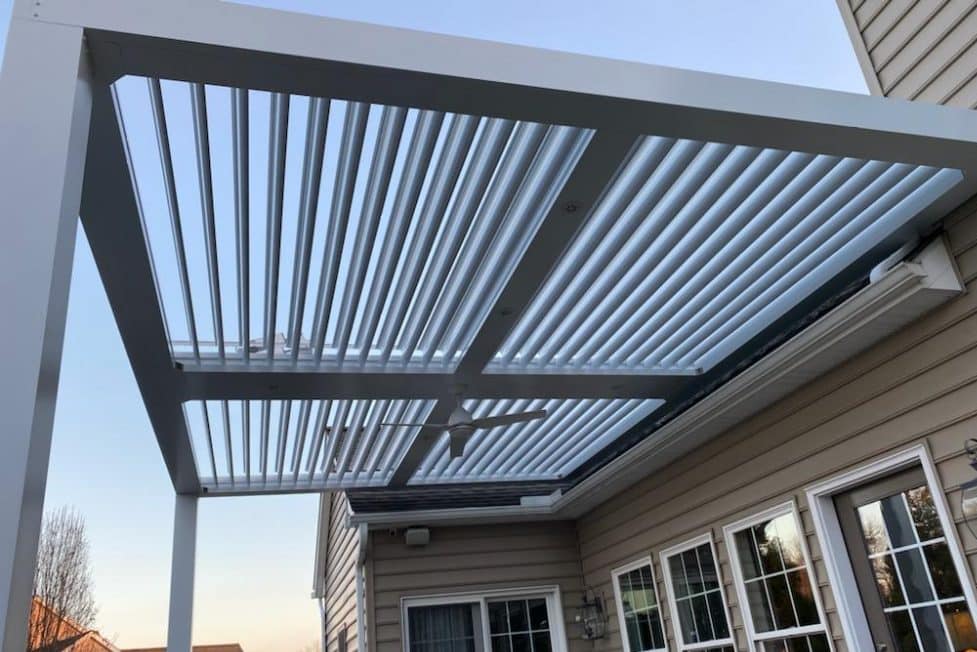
[[0, 12, 92, 652], [722, 501, 834, 652], [659, 533, 736, 652], [805, 444, 977, 652], [611, 556, 669, 652], [400, 584, 568, 652]]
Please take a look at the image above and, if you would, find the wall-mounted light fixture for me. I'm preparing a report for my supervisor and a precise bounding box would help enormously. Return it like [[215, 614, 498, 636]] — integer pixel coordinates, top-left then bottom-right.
[[574, 588, 606, 640], [962, 441, 977, 541], [963, 440, 977, 516]]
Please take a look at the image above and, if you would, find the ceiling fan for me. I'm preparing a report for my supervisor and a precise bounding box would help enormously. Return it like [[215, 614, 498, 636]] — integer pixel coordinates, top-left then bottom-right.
[[381, 401, 547, 458]]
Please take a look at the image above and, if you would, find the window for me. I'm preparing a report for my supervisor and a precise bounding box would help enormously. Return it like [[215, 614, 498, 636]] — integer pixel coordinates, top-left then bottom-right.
[[807, 445, 977, 652], [612, 557, 667, 652], [725, 504, 832, 652], [403, 587, 567, 652], [835, 467, 977, 652], [661, 534, 735, 652], [408, 603, 481, 651], [487, 598, 552, 652]]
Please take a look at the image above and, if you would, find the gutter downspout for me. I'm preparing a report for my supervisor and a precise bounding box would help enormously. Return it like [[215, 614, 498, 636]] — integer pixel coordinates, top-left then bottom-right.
[[312, 493, 332, 652], [355, 523, 369, 651]]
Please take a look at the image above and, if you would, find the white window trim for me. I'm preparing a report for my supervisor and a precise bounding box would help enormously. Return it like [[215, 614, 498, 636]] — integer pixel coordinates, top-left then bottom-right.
[[401, 584, 568, 652], [805, 443, 977, 652], [611, 556, 669, 652], [722, 500, 834, 651], [659, 532, 736, 652]]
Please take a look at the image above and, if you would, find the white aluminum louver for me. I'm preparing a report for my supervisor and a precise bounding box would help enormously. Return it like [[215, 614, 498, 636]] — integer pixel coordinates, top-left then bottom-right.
[[493, 137, 962, 373], [184, 399, 437, 491], [115, 76, 593, 371]]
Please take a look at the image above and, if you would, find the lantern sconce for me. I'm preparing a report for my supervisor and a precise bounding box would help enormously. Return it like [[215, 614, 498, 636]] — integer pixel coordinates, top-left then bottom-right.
[[575, 587, 607, 640]]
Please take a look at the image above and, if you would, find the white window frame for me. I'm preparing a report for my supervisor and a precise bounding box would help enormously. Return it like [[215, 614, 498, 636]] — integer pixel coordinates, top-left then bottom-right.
[[805, 443, 977, 652], [611, 556, 669, 652], [660, 533, 736, 652], [723, 501, 834, 651], [401, 584, 569, 652]]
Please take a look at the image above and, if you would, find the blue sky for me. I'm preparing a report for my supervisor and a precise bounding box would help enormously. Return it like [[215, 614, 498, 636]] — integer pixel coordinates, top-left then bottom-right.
[[0, 1, 866, 651]]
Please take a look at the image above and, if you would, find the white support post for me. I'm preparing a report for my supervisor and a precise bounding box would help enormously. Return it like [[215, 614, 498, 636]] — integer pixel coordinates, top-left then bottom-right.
[[0, 12, 91, 652], [167, 494, 198, 652]]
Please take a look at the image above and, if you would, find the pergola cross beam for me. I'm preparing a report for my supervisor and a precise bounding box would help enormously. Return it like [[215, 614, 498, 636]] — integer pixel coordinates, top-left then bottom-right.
[[390, 129, 644, 485]]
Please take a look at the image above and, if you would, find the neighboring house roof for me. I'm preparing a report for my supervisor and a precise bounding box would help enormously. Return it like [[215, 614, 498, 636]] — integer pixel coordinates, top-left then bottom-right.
[[122, 646, 244, 652], [30, 598, 118, 652]]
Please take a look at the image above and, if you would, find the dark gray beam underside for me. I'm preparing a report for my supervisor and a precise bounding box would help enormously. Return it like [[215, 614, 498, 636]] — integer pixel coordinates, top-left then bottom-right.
[[80, 84, 200, 494], [177, 369, 691, 401]]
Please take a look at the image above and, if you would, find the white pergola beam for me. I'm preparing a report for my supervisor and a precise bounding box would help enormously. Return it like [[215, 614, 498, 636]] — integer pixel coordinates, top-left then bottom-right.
[[0, 16, 91, 652], [21, 0, 977, 176], [166, 494, 198, 652]]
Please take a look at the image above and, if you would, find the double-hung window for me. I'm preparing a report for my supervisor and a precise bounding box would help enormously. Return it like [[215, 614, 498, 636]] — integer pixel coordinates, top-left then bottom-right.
[[661, 534, 735, 652], [403, 587, 566, 652], [612, 557, 667, 652], [724, 504, 831, 652]]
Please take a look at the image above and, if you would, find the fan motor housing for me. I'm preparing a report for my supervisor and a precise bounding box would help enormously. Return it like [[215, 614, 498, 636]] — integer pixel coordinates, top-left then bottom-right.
[[448, 427, 474, 457]]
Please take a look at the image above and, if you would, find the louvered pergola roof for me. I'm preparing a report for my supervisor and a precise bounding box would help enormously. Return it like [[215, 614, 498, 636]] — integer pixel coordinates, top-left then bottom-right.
[[64, 0, 977, 498]]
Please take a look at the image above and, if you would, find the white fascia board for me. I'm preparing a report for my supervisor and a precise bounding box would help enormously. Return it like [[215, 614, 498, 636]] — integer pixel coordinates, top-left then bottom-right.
[[349, 236, 964, 527]]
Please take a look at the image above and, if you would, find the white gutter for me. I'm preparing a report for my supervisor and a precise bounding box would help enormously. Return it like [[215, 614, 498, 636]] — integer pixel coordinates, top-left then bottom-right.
[[355, 523, 368, 652], [349, 236, 964, 527]]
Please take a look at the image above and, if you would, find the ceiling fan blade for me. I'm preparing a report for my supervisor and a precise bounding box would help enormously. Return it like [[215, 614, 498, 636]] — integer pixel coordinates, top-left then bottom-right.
[[471, 409, 547, 430], [379, 422, 449, 429]]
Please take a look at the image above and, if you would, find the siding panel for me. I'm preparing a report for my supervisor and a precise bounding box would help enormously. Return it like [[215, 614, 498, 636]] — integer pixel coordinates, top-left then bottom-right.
[[846, 0, 977, 104]]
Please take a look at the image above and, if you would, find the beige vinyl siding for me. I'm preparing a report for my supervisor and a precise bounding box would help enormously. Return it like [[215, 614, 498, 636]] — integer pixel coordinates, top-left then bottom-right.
[[368, 521, 588, 652], [842, 0, 977, 106], [324, 492, 360, 652], [577, 205, 977, 652]]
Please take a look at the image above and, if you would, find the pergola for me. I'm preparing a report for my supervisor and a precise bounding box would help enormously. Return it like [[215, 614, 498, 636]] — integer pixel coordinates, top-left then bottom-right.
[[4, 1, 977, 650]]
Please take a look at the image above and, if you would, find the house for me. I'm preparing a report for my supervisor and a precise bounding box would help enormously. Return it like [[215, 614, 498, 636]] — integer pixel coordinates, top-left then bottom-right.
[[309, 4, 977, 652], [29, 598, 117, 652], [5, 2, 977, 652]]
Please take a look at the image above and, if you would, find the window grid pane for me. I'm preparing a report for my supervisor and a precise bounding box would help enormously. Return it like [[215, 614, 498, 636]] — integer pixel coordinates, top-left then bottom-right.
[[856, 484, 977, 652], [665, 542, 733, 650], [487, 598, 552, 652], [616, 563, 666, 651], [731, 512, 828, 647]]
